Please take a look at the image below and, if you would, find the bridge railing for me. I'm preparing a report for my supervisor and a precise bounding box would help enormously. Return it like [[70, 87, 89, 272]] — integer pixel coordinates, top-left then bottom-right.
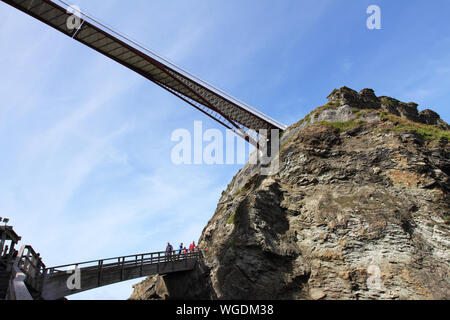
[[44, 250, 200, 275], [17, 245, 46, 291]]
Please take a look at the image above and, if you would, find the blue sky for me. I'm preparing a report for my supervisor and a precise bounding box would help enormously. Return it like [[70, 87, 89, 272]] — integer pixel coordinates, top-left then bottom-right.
[[0, 0, 449, 299]]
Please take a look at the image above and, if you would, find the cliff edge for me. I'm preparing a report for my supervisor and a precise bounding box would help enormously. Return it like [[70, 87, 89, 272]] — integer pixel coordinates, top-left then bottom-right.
[[130, 87, 449, 300]]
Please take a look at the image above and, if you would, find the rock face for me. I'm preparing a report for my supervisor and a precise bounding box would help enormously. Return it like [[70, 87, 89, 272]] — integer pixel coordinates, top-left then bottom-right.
[[130, 87, 450, 300]]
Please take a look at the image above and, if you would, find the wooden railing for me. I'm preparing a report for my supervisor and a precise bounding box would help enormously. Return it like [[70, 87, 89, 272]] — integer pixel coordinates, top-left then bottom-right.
[[44, 250, 200, 275], [16, 247, 201, 296]]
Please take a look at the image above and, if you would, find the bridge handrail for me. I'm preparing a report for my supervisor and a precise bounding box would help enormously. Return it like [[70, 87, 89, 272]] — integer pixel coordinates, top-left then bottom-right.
[[44, 250, 200, 274], [17, 245, 46, 276]]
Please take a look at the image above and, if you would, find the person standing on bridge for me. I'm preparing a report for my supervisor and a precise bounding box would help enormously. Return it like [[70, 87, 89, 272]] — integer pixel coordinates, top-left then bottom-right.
[[179, 243, 184, 255], [166, 242, 173, 262], [178, 243, 184, 260], [189, 241, 197, 252]]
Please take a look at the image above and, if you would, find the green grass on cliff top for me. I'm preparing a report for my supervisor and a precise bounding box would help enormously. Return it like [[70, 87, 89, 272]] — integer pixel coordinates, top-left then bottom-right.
[[379, 112, 449, 141], [290, 104, 449, 142]]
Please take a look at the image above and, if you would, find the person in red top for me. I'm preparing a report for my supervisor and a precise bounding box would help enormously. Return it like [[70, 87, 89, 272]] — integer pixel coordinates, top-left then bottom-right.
[[189, 241, 196, 252]]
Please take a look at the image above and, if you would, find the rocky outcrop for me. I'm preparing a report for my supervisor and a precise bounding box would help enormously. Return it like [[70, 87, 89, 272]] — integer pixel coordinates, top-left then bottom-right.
[[129, 263, 216, 300], [130, 87, 450, 300], [325, 87, 449, 130]]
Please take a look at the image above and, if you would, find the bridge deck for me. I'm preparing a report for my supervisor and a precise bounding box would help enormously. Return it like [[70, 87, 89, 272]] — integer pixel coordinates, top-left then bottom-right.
[[1, 0, 287, 145], [38, 251, 199, 300]]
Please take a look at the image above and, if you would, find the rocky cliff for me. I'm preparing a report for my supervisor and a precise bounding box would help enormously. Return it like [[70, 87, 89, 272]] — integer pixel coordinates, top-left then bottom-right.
[[130, 87, 450, 300]]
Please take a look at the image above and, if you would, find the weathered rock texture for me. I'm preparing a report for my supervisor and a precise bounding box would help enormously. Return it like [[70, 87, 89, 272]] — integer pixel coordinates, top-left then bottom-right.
[[131, 87, 450, 300]]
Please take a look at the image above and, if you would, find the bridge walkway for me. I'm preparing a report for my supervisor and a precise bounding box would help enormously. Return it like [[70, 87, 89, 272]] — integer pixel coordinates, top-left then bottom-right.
[[16, 247, 199, 300]]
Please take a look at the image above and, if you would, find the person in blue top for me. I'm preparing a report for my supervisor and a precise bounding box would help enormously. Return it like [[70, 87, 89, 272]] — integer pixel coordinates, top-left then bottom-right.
[[177, 243, 184, 260]]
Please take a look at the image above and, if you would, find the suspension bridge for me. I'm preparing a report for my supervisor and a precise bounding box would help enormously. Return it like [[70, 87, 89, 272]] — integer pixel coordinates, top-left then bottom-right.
[[1, 0, 287, 146]]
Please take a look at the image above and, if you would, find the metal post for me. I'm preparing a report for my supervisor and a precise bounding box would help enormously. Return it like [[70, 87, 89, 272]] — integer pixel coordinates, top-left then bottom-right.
[[98, 260, 103, 286], [121, 257, 125, 281]]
